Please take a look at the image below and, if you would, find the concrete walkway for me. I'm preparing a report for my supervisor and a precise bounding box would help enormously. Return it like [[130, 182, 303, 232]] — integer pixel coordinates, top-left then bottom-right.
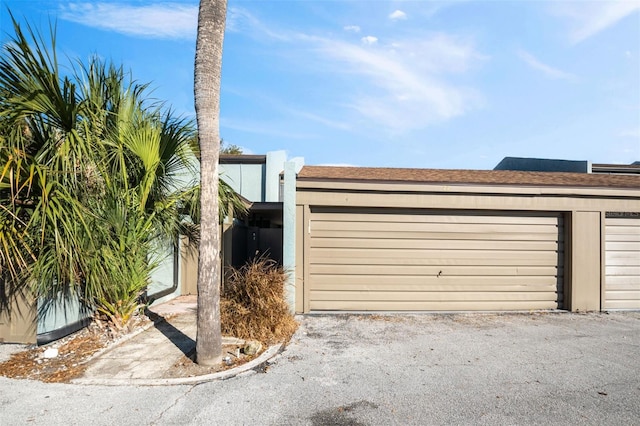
[[73, 295, 280, 385]]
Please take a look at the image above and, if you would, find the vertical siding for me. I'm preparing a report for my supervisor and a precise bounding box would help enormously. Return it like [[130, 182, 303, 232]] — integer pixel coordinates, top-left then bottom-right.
[[308, 209, 564, 311], [604, 216, 640, 310], [569, 211, 601, 311]]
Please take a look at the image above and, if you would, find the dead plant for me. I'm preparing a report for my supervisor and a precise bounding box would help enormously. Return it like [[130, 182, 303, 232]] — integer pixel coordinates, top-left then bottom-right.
[[221, 256, 298, 344]]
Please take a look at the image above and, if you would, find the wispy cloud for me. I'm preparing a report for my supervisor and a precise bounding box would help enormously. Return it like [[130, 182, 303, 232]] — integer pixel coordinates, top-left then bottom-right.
[[389, 10, 407, 21], [361, 35, 378, 45], [227, 7, 290, 41], [224, 86, 351, 131], [313, 34, 485, 131], [417, 0, 471, 19], [59, 2, 197, 40], [343, 25, 361, 33], [517, 49, 576, 80], [551, 1, 640, 44], [223, 8, 485, 133]]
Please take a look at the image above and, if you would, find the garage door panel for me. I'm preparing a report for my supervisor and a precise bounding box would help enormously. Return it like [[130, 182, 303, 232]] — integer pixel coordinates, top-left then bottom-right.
[[312, 274, 561, 288], [311, 290, 560, 302], [310, 300, 560, 311], [604, 290, 640, 300], [312, 283, 561, 293], [311, 211, 562, 225], [311, 248, 560, 264], [313, 230, 562, 242], [313, 220, 558, 235], [604, 216, 640, 310], [311, 237, 563, 251], [605, 233, 640, 242], [607, 251, 640, 259], [605, 266, 640, 276], [607, 218, 640, 226], [606, 257, 640, 267], [312, 257, 560, 267], [605, 242, 640, 251], [311, 264, 562, 276], [605, 225, 640, 235], [604, 300, 640, 309], [607, 283, 640, 294], [605, 276, 640, 286]]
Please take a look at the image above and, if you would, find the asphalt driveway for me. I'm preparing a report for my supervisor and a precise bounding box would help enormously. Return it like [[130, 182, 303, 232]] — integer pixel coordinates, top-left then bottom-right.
[[1, 311, 639, 425]]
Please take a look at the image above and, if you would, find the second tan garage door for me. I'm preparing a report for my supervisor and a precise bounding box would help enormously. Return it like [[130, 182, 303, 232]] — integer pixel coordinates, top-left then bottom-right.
[[604, 215, 640, 310], [309, 208, 564, 311]]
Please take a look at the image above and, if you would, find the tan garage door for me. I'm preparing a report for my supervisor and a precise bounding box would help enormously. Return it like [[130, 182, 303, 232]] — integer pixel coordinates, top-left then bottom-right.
[[604, 215, 640, 310], [309, 208, 564, 311]]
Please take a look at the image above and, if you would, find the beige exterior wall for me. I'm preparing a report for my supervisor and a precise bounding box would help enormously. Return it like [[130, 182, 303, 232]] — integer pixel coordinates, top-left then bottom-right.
[[569, 211, 601, 311], [180, 236, 198, 295], [180, 222, 236, 296], [295, 180, 640, 313], [0, 291, 36, 344]]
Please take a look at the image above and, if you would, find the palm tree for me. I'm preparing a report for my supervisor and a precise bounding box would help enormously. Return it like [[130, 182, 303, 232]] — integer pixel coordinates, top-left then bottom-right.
[[0, 15, 95, 310], [193, 0, 227, 366], [0, 15, 245, 330]]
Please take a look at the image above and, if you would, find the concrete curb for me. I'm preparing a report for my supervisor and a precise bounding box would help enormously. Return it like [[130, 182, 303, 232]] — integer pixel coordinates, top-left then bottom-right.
[[71, 343, 283, 386]]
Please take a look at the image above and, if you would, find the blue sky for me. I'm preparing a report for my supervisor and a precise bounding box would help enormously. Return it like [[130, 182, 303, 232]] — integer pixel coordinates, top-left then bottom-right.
[[1, 1, 639, 169]]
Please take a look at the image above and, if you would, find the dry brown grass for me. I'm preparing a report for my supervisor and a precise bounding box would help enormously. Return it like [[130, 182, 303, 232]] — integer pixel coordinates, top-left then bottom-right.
[[0, 314, 150, 383], [221, 257, 298, 345], [0, 332, 104, 382]]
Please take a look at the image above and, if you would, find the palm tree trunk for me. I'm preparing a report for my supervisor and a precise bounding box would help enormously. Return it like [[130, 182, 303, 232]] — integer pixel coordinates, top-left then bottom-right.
[[194, 0, 227, 366]]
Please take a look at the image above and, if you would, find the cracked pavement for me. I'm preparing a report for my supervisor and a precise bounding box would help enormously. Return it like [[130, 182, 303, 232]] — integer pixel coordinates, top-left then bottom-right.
[[1, 312, 639, 425]]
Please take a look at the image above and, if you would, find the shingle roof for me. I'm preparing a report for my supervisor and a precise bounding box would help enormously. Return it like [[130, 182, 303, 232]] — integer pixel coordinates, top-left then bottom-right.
[[298, 166, 640, 189]]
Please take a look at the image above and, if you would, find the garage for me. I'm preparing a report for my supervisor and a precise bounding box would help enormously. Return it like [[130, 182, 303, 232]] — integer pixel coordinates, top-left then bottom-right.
[[295, 165, 640, 313], [604, 214, 640, 310], [308, 208, 564, 311]]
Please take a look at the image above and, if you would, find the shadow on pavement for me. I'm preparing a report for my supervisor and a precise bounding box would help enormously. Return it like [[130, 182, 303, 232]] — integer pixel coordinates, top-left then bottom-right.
[[145, 310, 195, 358]]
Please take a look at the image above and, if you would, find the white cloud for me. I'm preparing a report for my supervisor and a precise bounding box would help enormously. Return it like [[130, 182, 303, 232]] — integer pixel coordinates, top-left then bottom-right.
[[361, 36, 378, 45], [227, 7, 290, 41], [551, 1, 640, 44], [313, 34, 485, 131], [389, 10, 408, 21], [218, 9, 485, 133], [413, 0, 471, 19], [238, 146, 254, 155], [343, 25, 361, 33], [59, 2, 197, 40], [224, 85, 349, 131], [618, 128, 640, 138], [517, 49, 576, 80]]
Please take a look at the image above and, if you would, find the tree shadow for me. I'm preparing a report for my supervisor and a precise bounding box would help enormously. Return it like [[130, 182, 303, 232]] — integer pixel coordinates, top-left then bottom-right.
[[144, 309, 196, 358]]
